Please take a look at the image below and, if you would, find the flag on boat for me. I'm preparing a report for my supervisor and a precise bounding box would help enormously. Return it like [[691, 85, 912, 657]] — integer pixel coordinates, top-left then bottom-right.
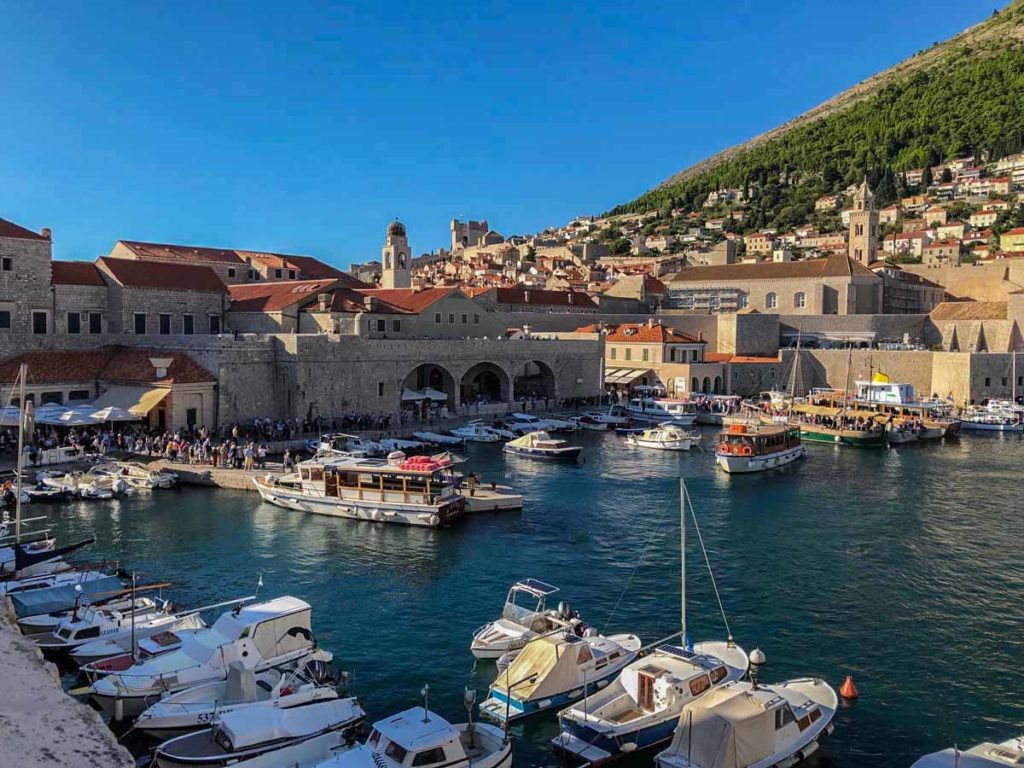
[[872, 371, 890, 383]]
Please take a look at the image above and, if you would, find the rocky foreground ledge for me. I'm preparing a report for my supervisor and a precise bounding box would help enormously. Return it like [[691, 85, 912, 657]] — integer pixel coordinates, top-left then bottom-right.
[[0, 606, 134, 768]]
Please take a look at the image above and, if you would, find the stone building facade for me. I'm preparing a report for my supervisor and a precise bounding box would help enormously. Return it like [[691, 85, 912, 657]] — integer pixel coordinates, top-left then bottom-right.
[[0, 218, 54, 335]]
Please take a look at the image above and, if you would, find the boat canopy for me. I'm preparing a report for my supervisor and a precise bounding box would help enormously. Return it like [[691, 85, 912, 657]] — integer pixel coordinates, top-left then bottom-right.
[[11, 575, 122, 618], [493, 635, 585, 700], [665, 686, 775, 768], [792, 404, 841, 418], [513, 579, 559, 598], [374, 707, 458, 751]]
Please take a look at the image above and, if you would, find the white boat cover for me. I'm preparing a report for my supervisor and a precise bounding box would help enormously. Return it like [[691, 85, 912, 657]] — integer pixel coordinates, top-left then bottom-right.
[[506, 431, 556, 449], [912, 742, 1024, 768], [222, 698, 361, 750], [666, 686, 773, 768]]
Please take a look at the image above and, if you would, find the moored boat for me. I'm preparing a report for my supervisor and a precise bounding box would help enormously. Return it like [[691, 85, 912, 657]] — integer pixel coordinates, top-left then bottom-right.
[[503, 431, 582, 461], [791, 404, 885, 447], [450, 422, 503, 443], [624, 397, 698, 427], [626, 423, 700, 451], [911, 734, 1024, 767], [715, 422, 804, 474], [471, 579, 581, 660]]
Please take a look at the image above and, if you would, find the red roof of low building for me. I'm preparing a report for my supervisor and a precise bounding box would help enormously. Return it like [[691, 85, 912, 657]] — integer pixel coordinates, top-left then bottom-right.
[[228, 279, 338, 312], [356, 287, 459, 313], [0, 217, 49, 241], [575, 322, 703, 344], [0, 347, 215, 385], [492, 287, 597, 308], [115, 240, 245, 265], [51, 261, 106, 286], [924, 239, 961, 249], [1003, 227, 1024, 236], [97, 257, 227, 293]]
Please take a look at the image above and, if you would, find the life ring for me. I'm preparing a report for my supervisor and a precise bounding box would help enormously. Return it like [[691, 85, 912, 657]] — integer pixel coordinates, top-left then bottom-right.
[[740, 446, 754, 457]]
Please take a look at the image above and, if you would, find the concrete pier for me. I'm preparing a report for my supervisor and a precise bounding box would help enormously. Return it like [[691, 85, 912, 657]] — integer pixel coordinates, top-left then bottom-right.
[[0, 608, 134, 768]]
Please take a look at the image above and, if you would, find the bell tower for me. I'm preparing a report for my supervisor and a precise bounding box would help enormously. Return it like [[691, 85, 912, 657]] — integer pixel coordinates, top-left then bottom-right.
[[381, 219, 411, 289], [848, 178, 878, 265]]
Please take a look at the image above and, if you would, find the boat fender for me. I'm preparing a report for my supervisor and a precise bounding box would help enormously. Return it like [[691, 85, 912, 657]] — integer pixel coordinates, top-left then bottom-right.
[[428, 514, 440, 527], [583, 627, 598, 637]]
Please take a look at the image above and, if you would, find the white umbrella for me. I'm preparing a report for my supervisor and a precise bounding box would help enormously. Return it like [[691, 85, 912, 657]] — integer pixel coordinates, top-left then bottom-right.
[[90, 406, 141, 422], [0, 405, 21, 427], [401, 389, 427, 402], [421, 388, 449, 402], [56, 407, 104, 426], [34, 402, 70, 425]]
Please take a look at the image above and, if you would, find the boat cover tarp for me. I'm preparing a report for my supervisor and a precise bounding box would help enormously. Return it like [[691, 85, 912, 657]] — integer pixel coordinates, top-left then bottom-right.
[[665, 686, 773, 768], [221, 698, 358, 749], [792, 404, 841, 418], [11, 574, 122, 618], [493, 635, 584, 700]]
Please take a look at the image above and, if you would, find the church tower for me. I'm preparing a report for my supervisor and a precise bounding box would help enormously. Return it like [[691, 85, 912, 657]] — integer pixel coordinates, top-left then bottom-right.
[[848, 178, 878, 265], [381, 219, 411, 289]]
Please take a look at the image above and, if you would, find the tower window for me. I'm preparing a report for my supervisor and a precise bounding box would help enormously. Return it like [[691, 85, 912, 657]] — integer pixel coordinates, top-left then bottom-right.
[[227, 267, 236, 278], [159, 313, 171, 335], [1, 257, 11, 271], [89, 312, 102, 333], [67, 312, 80, 334]]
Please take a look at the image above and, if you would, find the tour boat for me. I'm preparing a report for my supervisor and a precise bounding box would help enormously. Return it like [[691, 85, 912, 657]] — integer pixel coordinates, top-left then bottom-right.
[[89, 596, 318, 719], [624, 397, 698, 427], [450, 422, 503, 443], [715, 422, 805, 473], [471, 579, 581, 660], [791, 403, 885, 447], [253, 454, 465, 527], [154, 697, 365, 768], [137, 652, 338, 739], [851, 379, 959, 439], [585, 407, 630, 426], [503, 431, 582, 461], [959, 408, 1024, 432], [912, 734, 1024, 767], [554, 480, 747, 763], [314, 706, 512, 768], [654, 678, 837, 768], [625, 423, 700, 451], [479, 630, 643, 724], [570, 415, 609, 431]]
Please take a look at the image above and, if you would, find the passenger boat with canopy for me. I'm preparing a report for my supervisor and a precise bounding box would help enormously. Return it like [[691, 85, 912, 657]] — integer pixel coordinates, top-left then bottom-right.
[[850, 378, 959, 440], [471, 579, 582, 660], [553, 481, 747, 764], [253, 453, 465, 527], [625, 423, 700, 451], [654, 678, 837, 768], [715, 422, 804, 474]]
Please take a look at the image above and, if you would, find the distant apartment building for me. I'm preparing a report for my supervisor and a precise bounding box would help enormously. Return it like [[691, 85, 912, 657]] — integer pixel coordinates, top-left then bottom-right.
[[999, 227, 1024, 253], [970, 209, 999, 228], [922, 239, 962, 267]]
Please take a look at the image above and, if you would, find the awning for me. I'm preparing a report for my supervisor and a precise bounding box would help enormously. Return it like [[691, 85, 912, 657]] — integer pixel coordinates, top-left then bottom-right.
[[792, 403, 841, 418], [92, 386, 170, 416], [401, 389, 427, 402], [604, 368, 656, 385], [421, 388, 449, 402]]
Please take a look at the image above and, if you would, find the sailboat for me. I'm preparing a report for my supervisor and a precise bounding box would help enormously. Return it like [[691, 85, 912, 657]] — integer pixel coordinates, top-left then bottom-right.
[[552, 480, 748, 763]]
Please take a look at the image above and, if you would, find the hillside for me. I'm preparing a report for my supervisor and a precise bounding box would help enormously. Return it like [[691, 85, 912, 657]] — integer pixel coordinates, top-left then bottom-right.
[[610, 1, 1024, 229]]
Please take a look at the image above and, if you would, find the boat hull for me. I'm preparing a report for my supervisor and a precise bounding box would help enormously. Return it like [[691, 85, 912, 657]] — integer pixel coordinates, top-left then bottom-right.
[[798, 427, 885, 447], [960, 420, 1024, 432], [628, 438, 693, 451], [502, 445, 581, 461], [716, 444, 805, 474]]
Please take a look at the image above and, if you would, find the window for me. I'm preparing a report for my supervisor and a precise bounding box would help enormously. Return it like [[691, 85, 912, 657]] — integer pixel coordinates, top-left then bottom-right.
[[41, 392, 63, 405], [689, 675, 711, 696], [375, 319, 386, 332], [67, 312, 80, 334], [794, 292, 806, 308], [186, 408, 198, 427], [434, 312, 441, 324], [448, 313, 455, 324], [32, 311, 47, 334], [183, 315, 195, 335], [377, 381, 385, 397], [984, 377, 991, 387], [0, 311, 9, 330], [89, 312, 102, 334], [412, 749, 446, 767], [227, 267, 236, 278], [391, 319, 401, 332], [134, 313, 147, 334], [691, 349, 699, 362], [275, 269, 283, 278], [159, 313, 171, 335], [610, 348, 617, 360], [68, 390, 90, 401], [765, 292, 777, 309], [461, 313, 468, 324], [384, 742, 408, 764], [738, 293, 749, 309], [642, 348, 649, 362], [1, 257, 11, 271], [209, 315, 221, 334], [775, 706, 796, 730], [625, 348, 632, 361], [288, 269, 296, 279], [474, 314, 480, 325]]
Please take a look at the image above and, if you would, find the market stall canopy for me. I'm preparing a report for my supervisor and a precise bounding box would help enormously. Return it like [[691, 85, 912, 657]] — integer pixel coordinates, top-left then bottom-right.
[[91, 386, 170, 416], [56, 407, 105, 426], [0, 405, 21, 427], [34, 402, 70, 425], [421, 388, 449, 402], [604, 368, 657, 386], [401, 389, 427, 402]]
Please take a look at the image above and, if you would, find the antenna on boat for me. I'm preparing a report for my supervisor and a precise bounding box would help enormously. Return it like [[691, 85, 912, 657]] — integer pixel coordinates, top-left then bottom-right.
[[130, 571, 137, 663], [679, 478, 687, 649], [420, 684, 430, 721]]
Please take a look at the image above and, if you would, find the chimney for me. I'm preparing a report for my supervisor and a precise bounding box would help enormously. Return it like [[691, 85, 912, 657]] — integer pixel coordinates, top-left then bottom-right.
[[150, 357, 173, 380], [647, 317, 654, 327], [363, 296, 378, 311], [318, 293, 330, 311], [523, 290, 530, 304], [40, 227, 51, 240]]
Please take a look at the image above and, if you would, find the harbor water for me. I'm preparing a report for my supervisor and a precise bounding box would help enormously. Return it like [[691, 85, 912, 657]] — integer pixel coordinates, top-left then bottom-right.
[[38, 428, 1024, 767]]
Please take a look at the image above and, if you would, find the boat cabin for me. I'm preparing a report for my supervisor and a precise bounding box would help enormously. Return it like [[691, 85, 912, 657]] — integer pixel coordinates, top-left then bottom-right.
[[627, 398, 697, 417], [295, 457, 461, 509], [622, 646, 730, 715], [364, 708, 475, 768], [718, 423, 800, 456], [502, 579, 560, 631], [854, 380, 915, 405]]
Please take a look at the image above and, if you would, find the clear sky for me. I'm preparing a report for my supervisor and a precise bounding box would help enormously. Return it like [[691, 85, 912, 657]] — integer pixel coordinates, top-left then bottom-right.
[[0, 0, 994, 268]]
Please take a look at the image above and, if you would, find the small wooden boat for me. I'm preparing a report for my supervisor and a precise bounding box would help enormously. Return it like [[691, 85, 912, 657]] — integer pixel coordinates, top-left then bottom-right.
[[715, 422, 805, 474], [503, 431, 582, 461]]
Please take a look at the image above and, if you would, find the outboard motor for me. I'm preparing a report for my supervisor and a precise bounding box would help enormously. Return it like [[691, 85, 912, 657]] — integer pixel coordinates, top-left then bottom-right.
[[558, 601, 573, 620]]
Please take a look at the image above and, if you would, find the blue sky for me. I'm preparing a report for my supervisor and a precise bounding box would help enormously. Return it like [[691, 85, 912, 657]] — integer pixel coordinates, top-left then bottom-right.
[[0, 1, 993, 268]]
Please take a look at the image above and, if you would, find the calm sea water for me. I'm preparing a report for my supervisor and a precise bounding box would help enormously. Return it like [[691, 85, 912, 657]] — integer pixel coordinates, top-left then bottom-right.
[[37, 428, 1024, 767]]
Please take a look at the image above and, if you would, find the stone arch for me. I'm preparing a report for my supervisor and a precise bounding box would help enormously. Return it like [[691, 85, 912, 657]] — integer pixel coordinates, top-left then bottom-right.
[[701, 376, 711, 394], [513, 359, 556, 400], [460, 361, 510, 404], [713, 375, 723, 394], [691, 377, 699, 393], [402, 362, 457, 408], [384, 253, 392, 270]]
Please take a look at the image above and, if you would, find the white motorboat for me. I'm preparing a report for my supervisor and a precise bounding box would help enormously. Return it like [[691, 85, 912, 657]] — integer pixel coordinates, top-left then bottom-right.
[[912, 734, 1024, 767], [253, 454, 465, 527], [555, 480, 747, 762], [18, 593, 155, 634], [227, 730, 354, 768], [3, 567, 112, 601], [450, 422, 503, 443], [570, 415, 608, 431], [34, 594, 175, 654], [654, 678, 837, 768], [503, 431, 582, 461], [378, 438, 427, 452], [480, 630, 643, 723], [154, 696, 365, 768], [109, 461, 178, 490], [959, 408, 1024, 432], [508, 413, 554, 433], [137, 652, 338, 739], [412, 431, 465, 446], [585, 407, 630, 426], [625, 397, 698, 427], [626, 423, 700, 451], [89, 596, 318, 719], [68, 608, 209, 666], [314, 706, 512, 768], [471, 579, 581, 660]]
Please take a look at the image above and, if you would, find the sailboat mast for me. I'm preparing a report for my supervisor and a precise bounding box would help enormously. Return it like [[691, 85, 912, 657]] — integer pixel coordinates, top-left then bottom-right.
[[680, 478, 686, 643], [788, 330, 802, 400], [842, 347, 853, 413], [14, 363, 26, 543]]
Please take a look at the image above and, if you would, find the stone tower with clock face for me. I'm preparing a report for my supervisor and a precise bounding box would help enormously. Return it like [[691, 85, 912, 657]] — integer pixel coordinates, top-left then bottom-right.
[[381, 219, 411, 289]]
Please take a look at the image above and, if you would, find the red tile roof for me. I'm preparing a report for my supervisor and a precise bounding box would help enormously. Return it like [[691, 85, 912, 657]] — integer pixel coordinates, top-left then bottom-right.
[[0, 347, 215, 385], [0, 217, 48, 241], [703, 352, 779, 364], [228, 279, 338, 312], [1004, 227, 1024, 236], [670, 252, 876, 282], [115, 240, 245, 265], [51, 261, 106, 286], [575, 322, 703, 344], [356, 287, 458, 313], [98, 257, 227, 293], [492, 287, 598, 308], [285, 255, 368, 287]]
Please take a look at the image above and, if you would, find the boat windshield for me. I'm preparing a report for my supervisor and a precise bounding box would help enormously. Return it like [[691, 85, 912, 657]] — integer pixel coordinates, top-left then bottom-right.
[[502, 587, 543, 625]]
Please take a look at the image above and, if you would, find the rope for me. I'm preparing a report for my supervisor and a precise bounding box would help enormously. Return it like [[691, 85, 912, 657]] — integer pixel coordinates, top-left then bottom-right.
[[684, 485, 732, 640], [601, 505, 670, 633]]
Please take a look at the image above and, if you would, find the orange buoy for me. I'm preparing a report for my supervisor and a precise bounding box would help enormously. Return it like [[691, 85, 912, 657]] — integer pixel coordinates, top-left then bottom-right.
[[839, 675, 859, 699]]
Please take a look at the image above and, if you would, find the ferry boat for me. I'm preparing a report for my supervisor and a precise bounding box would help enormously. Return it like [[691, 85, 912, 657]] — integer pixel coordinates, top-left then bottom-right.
[[715, 422, 805, 474], [790, 402, 885, 447], [503, 431, 582, 461], [253, 453, 465, 527], [851, 380, 960, 440], [625, 423, 700, 451], [624, 397, 698, 426]]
